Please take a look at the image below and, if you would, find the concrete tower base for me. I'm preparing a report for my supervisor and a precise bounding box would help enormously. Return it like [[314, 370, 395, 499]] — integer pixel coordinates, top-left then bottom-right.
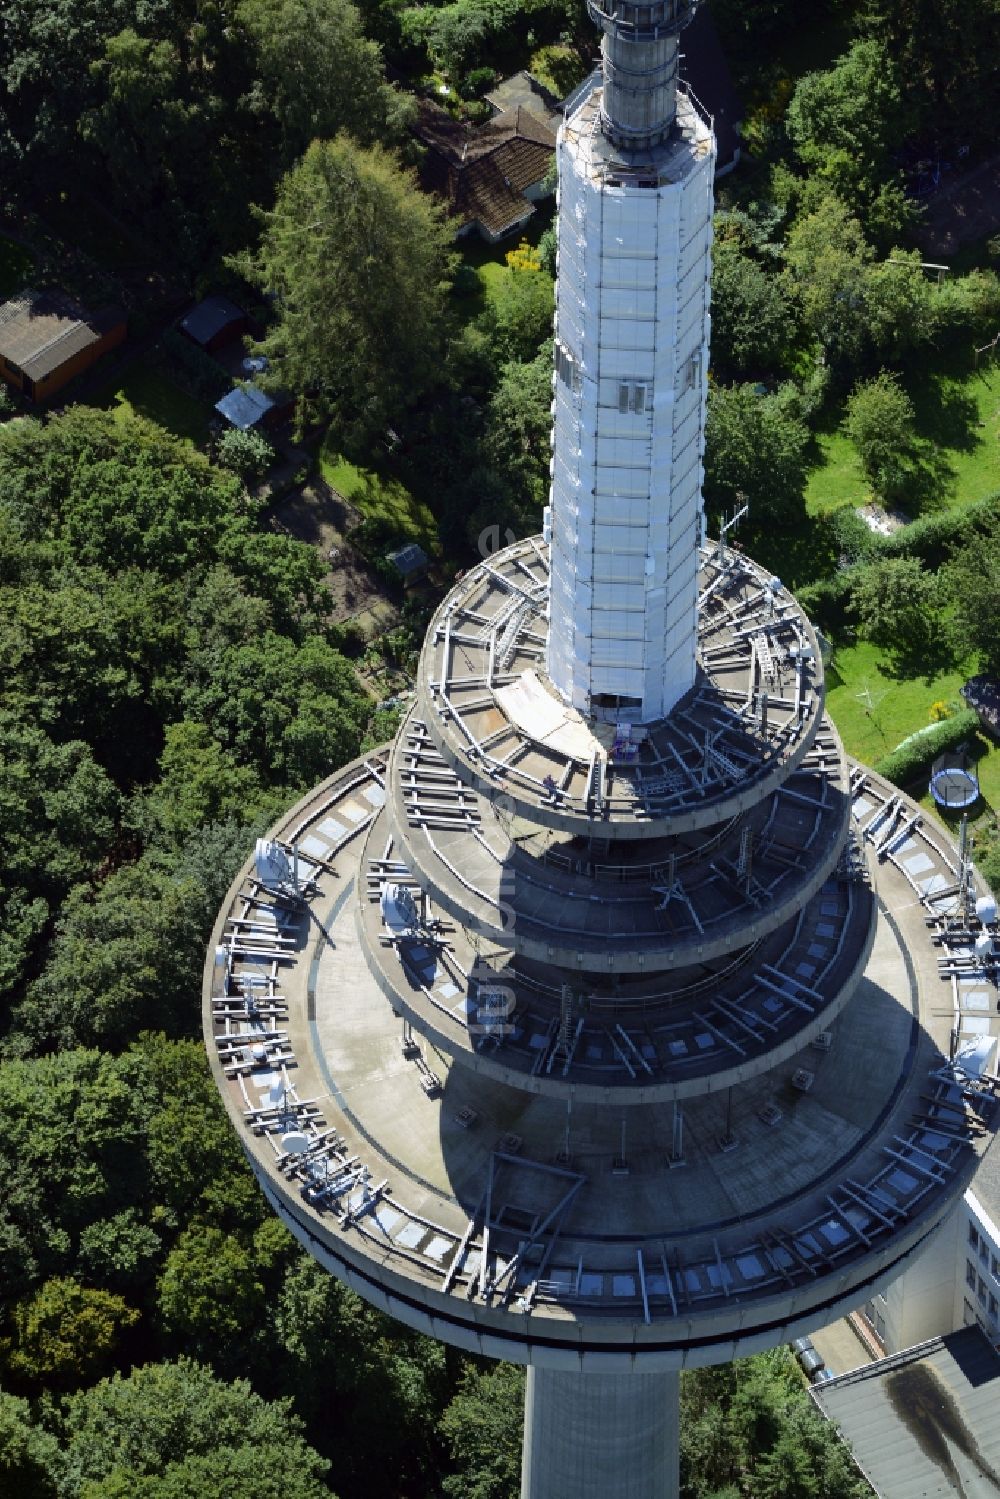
[[521, 1368, 680, 1499]]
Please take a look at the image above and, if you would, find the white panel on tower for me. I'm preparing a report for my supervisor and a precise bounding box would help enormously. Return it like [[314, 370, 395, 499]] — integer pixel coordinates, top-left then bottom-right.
[[546, 59, 715, 724]]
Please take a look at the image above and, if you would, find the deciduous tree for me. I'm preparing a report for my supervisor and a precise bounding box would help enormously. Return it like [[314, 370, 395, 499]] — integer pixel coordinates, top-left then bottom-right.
[[703, 384, 810, 538], [850, 556, 939, 656], [786, 41, 913, 246], [51, 1360, 331, 1497], [783, 196, 871, 374], [3, 1278, 138, 1393], [237, 0, 412, 163], [942, 524, 1000, 673], [710, 240, 795, 380], [440, 1361, 525, 1499], [843, 373, 917, 503]]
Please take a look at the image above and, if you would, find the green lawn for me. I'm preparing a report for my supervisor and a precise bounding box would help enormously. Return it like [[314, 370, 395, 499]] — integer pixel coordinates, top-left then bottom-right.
[[320, 445, 439, 553], [825, 637, 1000, 826], [825, 640, 970, 764], [806, 355, 1000, 519], [910, 355, 1000, 508], [804, 426, 865, 517], [99, 364, 211, 447], [0, 236, 34, 299]]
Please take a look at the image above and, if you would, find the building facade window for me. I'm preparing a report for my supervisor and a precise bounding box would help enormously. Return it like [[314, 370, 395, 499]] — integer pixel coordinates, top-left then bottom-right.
[[618, 380, 648, 415], [967, 1260, 978, 1290], [969, 1222, 980, 1249]]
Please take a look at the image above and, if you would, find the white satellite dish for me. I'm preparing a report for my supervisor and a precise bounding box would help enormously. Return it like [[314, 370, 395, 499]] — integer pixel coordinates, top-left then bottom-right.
[[954, 1035, 998, 1081], [976, 895, 998, 926], [975, 930, 994, 961], [381, 883, 419, 934], [280, 1131, 310, 1154], [255, 838, 294, 889]]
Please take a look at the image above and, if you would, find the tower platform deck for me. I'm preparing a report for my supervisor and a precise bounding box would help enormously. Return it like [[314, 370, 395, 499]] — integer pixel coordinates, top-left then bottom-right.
[[356, 819, 876, 1101], [417, 538, 824, 838], [202, 755, 999, 1370], [384, 706, 850, 971]]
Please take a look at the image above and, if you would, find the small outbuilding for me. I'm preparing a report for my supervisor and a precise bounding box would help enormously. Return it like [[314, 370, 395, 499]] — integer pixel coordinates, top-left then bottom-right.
[[386, 542, 429, 585], [812, 1327, 1000, 1499], [180, 295, 249, 353], [962, 675, 1000, 739], [0, 289, 126, 402], [215, 383, 293, 431]]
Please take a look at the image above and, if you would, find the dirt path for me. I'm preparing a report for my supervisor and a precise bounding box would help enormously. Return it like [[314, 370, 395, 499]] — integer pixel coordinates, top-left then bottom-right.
[[917, 153, 1000, 258], [269, 478, 400, 635]]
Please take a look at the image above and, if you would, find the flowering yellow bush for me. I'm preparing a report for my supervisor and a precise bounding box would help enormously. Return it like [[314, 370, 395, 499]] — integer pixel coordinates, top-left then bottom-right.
[[505, 239, 542, 274], [929, 699, 952, 722]]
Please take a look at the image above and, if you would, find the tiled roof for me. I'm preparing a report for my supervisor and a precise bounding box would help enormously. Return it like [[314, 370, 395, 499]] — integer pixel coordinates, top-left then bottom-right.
[[484, 69, 561, 130], [414, 100, 556, 237]]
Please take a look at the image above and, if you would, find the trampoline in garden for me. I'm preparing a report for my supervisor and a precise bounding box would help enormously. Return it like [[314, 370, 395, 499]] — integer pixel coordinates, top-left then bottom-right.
[[929, 750, 980, 809]]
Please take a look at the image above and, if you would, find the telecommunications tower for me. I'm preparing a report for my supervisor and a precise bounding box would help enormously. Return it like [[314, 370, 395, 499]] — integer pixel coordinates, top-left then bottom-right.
[[204, 3, 997, 1494]]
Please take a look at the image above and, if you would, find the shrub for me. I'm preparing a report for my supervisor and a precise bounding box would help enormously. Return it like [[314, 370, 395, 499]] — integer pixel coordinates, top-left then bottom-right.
[[828, 506, 880, 566], [873, 709, 980, 788], [876, 493, 1000, 569], [215, 426, 275, 483], [460, 65, 496, 98], [796, 571, 858, 637], [162, 328, 230, 402]]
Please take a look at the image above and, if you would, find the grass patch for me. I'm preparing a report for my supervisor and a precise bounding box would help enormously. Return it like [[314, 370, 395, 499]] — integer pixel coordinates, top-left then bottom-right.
[[826, 636, 1000, 838], [99, 363, 211, 447], [805, 355, 1000, 519], [0, 236, 34, 299], [476, 260, 512, 305], [449, 202, 555, 327], [529, 44, 589, 98], [805, 424, 867, 517], [907, 355, 1000, 509], [320, 444, 439, 554], [825, 639, 972, 765]]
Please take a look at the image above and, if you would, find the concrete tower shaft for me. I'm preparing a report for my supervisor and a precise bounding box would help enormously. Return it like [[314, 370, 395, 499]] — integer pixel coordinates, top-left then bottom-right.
[[586, 0, 698, 150], [545, 80, 714, 725]]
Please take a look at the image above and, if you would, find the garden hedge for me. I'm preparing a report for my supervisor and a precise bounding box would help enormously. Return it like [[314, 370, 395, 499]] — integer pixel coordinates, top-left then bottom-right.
[[872, 709, 980, 788]]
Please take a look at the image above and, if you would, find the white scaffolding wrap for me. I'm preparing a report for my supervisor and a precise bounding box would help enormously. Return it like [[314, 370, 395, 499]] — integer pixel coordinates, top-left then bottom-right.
[[546, 82, 715, 725]]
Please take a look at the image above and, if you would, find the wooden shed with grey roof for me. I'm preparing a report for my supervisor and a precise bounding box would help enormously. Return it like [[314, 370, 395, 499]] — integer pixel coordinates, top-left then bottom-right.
[[0, 289, 126, 403]]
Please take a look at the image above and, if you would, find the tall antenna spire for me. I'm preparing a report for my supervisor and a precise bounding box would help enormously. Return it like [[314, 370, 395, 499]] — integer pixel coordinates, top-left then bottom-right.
[[587, 0, 699, 150]]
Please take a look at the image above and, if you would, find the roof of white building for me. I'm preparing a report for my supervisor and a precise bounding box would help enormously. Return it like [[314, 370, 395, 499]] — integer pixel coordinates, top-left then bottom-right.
[[814, 1327, 1000, 1498]]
